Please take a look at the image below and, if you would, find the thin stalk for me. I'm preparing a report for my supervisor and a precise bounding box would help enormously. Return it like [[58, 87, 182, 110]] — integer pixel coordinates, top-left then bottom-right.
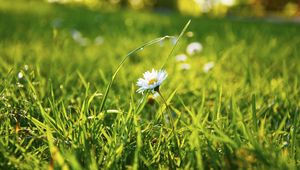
[[158, 91, 175, 132], [135, 91, 150, 114], [158, 90, 183, 166]]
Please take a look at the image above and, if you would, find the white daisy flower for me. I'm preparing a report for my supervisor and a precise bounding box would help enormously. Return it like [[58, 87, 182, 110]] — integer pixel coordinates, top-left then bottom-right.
[[186, 42, 203, 55], [71, 30, 89, 46], [175, 54, 187, 62], [203, 61, 215, 73], [179, 63, 191, 70], [18, 72, 23, 79], [24, 65, 29, 71], [136, 69, 167, 94], [71, 30, 82, 40]]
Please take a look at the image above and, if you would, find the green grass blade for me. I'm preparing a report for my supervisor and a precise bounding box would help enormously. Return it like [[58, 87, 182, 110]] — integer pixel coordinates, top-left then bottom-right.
[[160, 19, 191, 69]]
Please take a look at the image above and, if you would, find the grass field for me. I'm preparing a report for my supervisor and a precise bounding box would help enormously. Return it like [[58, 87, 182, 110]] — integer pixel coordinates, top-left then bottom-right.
[[0, 0, 300, 169]]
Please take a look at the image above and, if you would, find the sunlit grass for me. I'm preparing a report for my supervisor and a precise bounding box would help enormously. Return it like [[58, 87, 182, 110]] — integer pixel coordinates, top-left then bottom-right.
[[0, 0, 300, 169]]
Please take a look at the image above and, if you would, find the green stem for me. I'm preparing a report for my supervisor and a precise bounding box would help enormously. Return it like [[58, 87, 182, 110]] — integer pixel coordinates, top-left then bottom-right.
[[160, 20, 191, 69], [158, 90, 182, 167], [158, 91, 175, 132]]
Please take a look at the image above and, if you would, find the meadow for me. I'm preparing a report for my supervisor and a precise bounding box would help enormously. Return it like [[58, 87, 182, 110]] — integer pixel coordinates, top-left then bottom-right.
[[0, 0, 300, 169]]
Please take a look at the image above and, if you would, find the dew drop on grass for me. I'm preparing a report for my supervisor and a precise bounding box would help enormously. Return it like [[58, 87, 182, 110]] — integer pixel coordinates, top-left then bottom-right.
[[170, 37, 177, 45], [159, 40, 164, 47]]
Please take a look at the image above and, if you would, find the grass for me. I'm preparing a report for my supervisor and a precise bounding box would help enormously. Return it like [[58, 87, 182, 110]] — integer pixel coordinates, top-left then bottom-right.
[[0, 0, 300, 169]]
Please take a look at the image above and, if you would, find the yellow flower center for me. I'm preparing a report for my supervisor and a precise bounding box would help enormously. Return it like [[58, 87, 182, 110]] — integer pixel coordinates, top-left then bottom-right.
[[148, 78, 157, 85]]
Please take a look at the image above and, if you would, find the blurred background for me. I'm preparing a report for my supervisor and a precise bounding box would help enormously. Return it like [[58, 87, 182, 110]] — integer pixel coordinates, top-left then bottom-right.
[[47, 0, 300, 18]]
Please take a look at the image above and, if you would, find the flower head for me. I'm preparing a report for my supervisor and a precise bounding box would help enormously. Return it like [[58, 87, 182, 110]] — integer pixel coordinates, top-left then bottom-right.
[[18, 72, 23, 79], [175, 54, 188, 62], [203, 61, 215, 73], [186, 42, 203, 55], [24, 65, 29, 71], [179, 63, 191, 70], [71, 30, 89, 46], [137, 69, 167, 94]]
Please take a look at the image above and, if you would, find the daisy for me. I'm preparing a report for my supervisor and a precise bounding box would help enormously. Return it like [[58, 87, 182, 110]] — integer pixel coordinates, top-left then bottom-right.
[[71, 30, 89, 46], [18, 72, 23, 79], [71, 30, 82, 40], [186, 42, 203, 55], [136, 69, 167, 94], [175, 54, 188, 62], [179, 63, 191, 70], [203, 61, 215, 73], [24, 65, 29, 71]]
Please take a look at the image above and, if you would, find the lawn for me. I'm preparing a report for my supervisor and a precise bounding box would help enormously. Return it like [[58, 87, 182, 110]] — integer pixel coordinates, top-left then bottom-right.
[[0, 0, 300, 169]]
